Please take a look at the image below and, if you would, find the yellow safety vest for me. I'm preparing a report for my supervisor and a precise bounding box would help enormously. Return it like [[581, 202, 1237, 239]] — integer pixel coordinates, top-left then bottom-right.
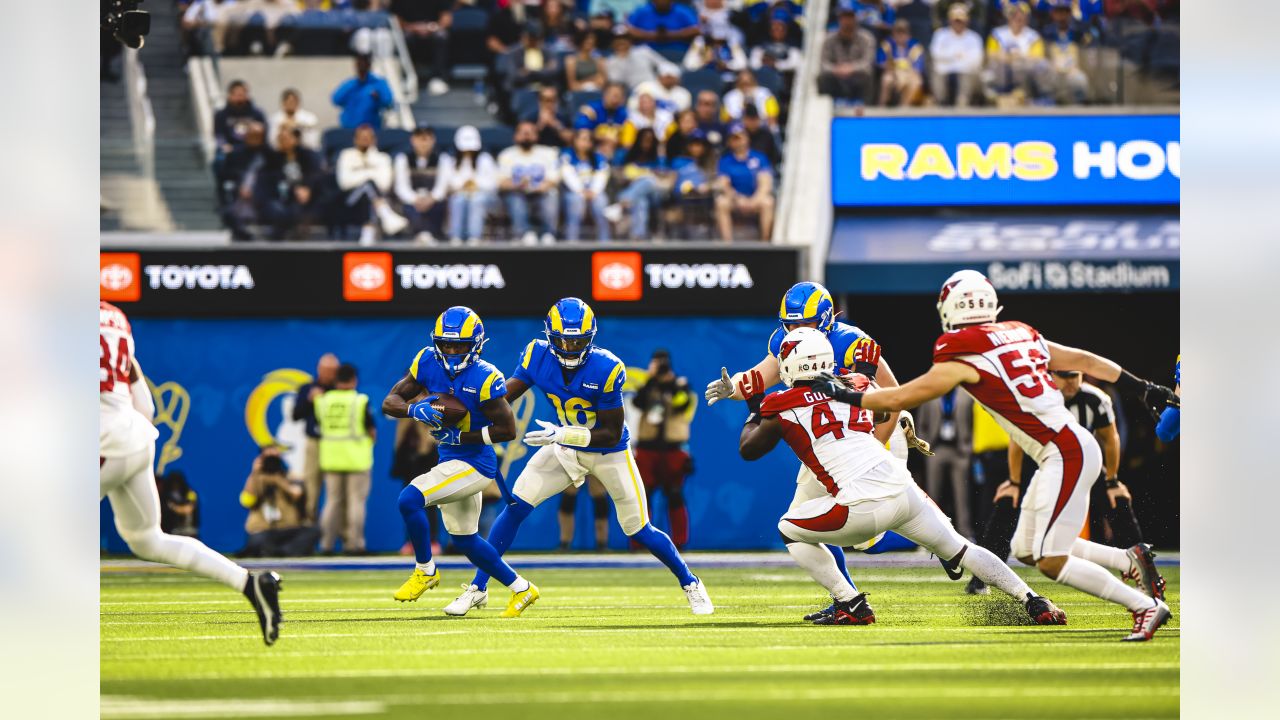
[[315, 389, 374, 472]]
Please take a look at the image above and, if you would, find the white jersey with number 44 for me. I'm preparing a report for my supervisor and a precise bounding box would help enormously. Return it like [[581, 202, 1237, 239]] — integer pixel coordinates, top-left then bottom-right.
[[761, 387, 910, 505], [100, 301, 158, 458], [933, 320, 1078, 465]]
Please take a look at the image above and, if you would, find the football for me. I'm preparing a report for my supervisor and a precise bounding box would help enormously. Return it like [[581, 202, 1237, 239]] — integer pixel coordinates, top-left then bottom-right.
[[428, 393, 469, 427]]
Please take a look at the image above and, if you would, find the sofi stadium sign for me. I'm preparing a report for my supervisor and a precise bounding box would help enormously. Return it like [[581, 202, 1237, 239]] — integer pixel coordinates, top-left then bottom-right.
[[831, 114, 1179, 207]]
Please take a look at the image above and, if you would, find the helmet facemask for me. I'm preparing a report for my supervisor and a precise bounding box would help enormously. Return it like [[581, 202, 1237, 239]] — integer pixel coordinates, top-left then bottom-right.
[[547, 331, 594, 369], [433, 335, 485, 377]]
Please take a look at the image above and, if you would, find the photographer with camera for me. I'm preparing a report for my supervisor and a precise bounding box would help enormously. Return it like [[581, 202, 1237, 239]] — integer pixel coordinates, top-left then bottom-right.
[[239, 446, 320, 557], [631, 349, 696, 550]]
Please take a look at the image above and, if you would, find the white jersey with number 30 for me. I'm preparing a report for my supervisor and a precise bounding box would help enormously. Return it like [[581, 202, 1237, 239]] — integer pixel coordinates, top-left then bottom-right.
[[100, 302, 157, 457]]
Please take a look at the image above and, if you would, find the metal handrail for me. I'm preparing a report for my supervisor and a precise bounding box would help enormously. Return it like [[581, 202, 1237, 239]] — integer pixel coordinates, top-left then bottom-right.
[[123, 48, 156, 180], [388, 16, 419, 105]]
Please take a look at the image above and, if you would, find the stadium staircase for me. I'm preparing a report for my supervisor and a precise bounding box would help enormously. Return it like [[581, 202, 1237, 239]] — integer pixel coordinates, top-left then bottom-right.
[[409, 85, 494, 130]]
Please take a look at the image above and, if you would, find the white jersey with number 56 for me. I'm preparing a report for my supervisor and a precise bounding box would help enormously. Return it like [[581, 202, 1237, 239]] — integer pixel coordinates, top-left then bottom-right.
[[100, 301, 158, 457], [932, 320, 1077, 465]]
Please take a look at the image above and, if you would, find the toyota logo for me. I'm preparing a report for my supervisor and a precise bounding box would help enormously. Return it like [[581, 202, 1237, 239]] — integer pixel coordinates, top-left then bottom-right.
[[598, 262, 635, 290], [349, 262, 386, 290], [100, 263, 134, 291]]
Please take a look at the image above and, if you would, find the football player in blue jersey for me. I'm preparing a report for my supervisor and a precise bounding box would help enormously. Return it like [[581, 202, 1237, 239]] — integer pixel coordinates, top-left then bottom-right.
[[1155, 356, 1180, 442], [382, 306, 540, 617], [443, 298, 714, 616], [705, 281, 933, 622]]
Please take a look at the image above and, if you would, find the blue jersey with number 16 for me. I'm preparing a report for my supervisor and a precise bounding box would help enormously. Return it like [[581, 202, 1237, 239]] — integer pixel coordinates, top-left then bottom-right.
[[512, 339, 629, 454]]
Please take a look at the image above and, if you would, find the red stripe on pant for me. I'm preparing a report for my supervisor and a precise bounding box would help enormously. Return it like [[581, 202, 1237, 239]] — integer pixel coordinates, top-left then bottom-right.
[[787, 503, 850, 533], [1043, 427, 1085, 536]]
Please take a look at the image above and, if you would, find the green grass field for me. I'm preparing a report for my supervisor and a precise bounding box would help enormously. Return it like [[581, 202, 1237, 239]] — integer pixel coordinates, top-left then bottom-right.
[[101, 561, 1178, 719]]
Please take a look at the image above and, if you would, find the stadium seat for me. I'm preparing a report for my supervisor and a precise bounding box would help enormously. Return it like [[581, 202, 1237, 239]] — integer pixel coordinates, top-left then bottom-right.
[[449, 7, 492, 82], [568, 90, 603, 115], [754, 66, 784, 98], [480, 126, 515, 154], [511, 89, 539, 122], [896, 0, 935, 46], [680, 68, 724, 99]]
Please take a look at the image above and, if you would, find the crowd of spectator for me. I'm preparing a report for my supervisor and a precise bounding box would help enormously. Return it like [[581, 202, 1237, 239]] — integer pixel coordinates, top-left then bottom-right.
[[820, 0, 1179, 108]]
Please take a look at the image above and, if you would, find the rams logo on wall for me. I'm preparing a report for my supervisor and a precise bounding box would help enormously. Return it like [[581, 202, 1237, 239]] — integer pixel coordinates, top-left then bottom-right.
[[245, 368, 312, 475], [147, 378, 190, 476]]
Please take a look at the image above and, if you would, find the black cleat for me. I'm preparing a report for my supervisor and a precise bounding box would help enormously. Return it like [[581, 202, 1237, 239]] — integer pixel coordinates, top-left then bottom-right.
[[1025, 594, 1068, 625], [243, 571, 283, 646], [803, 600, 837, 622], [812, 593, 875, 626], [965, 576, 989, 595], [1125, 543, 1166, 602]]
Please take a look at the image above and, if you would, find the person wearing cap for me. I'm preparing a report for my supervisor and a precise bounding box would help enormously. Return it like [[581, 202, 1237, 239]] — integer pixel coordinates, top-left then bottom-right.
[[393, 126, 446, 244], [740, 105, 780, 166], [750, 17, 803, 75], [714, 122, 773, 243], [935, 1, 987, 34], [606, 27, 664, 89], [984, 1, 1050, 105], [930, 3, 984, 107], [332, 53, 395, 130], [627, 0, 701, 56], [876, 19, 925, 107], [498, 120, 562, 245], [434, 125, 497, 244], [629, 63, 692, 115], [1042, 0, 1091, 105], [721, 69, 780, 130], [819, 8, 876, 104]]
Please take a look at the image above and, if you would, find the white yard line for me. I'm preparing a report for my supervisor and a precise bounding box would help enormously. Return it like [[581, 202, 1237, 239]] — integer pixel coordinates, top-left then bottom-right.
[[100, 696, 384, 719]]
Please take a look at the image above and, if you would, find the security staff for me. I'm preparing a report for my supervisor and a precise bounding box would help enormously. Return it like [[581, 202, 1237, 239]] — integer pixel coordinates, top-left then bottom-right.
[[316, 363, 376, 554]]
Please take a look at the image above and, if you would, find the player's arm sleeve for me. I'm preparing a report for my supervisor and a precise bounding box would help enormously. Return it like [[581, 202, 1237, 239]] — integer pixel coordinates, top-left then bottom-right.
[[1155, 406, 1180, 442], [479, 370, 508, 403], [597, 361, 627, 410], [511, 340, 538, 386]]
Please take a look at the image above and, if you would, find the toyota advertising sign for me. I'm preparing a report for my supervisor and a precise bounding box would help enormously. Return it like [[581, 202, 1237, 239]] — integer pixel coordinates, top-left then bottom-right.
[[831, 114, 1180, 207], [99, 246, 800, 316]]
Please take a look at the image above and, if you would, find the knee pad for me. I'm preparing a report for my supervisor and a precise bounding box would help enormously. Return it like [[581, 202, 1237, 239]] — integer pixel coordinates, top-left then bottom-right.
[[558, 491, 577, 514], [121, 528, 165, 562], [398, 485, 426, 518], [592, 494, 609, 518]]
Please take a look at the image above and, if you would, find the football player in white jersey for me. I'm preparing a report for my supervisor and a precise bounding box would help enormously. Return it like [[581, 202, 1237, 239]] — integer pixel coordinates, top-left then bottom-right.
[[739, 328, 1067, 626], [100, 301, 283, 645], [809, 273, 1178, 641]]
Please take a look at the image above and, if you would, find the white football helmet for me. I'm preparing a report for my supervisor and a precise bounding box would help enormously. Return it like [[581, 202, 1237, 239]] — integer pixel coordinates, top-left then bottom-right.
[[937, 271, 1002, 331], [778, 327, 836, 387]]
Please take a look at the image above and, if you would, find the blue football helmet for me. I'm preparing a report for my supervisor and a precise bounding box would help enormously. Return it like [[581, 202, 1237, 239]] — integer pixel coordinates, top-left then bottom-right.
[[431, 306, 487, 377], [778, 282, 836, 334], [545, 297, 597, 369]]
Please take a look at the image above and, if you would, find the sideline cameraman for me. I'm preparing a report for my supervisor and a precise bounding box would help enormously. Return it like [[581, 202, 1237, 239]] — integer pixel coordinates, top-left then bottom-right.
[[631, 349, 695, 549], [239, 446, 320, 557]]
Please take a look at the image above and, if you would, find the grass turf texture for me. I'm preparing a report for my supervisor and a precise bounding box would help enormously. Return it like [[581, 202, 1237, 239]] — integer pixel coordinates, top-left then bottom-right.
[[102, 563, 1179, 719]]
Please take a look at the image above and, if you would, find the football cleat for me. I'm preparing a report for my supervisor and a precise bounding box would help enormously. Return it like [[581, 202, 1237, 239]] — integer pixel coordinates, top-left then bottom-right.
[[803, 599, 837, 622], [683, 580, 715, 615], [501, 583, 540, 618], [965, 576, 990, 595], [938, 553, 965, 581], [443, 583, 489, 616], [394, 567, 441, 602], [1125, 543, 1166, 601], [243, 571, 283, 646], [812, 592, 875, 626], [1122, 599, 1171, 642], [1025, 594, 1068, 625]]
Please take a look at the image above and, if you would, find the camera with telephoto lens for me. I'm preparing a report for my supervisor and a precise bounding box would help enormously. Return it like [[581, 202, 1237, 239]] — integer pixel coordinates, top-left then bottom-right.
[[101, 0, 151, 50]]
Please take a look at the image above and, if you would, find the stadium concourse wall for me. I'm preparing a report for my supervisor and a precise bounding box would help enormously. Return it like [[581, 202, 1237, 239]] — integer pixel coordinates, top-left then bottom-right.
[[99, 244, 809, 554]]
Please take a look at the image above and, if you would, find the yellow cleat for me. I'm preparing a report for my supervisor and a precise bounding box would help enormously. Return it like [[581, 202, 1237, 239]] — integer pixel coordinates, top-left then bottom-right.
[[500, 583, 540, 617], [394, 568, 441, 602]]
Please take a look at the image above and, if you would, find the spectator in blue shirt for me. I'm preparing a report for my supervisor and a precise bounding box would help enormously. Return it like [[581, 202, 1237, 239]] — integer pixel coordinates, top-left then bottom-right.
[[574, 82, 630, 144], [332, 53, 395, 130], [714, 122, 773, 242], [627, 0, 700, 56]]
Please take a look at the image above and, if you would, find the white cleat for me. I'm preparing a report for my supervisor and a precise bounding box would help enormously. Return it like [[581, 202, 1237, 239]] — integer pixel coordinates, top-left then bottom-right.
[[1123, 598, 1171, 642], [443, 583, 489, 616], [683, 580, 714, 615]]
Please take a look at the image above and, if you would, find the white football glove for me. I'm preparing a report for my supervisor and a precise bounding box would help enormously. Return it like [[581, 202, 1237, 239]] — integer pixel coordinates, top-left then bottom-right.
[[705, 367, 735, 406], [522, 420, 592, 448]]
